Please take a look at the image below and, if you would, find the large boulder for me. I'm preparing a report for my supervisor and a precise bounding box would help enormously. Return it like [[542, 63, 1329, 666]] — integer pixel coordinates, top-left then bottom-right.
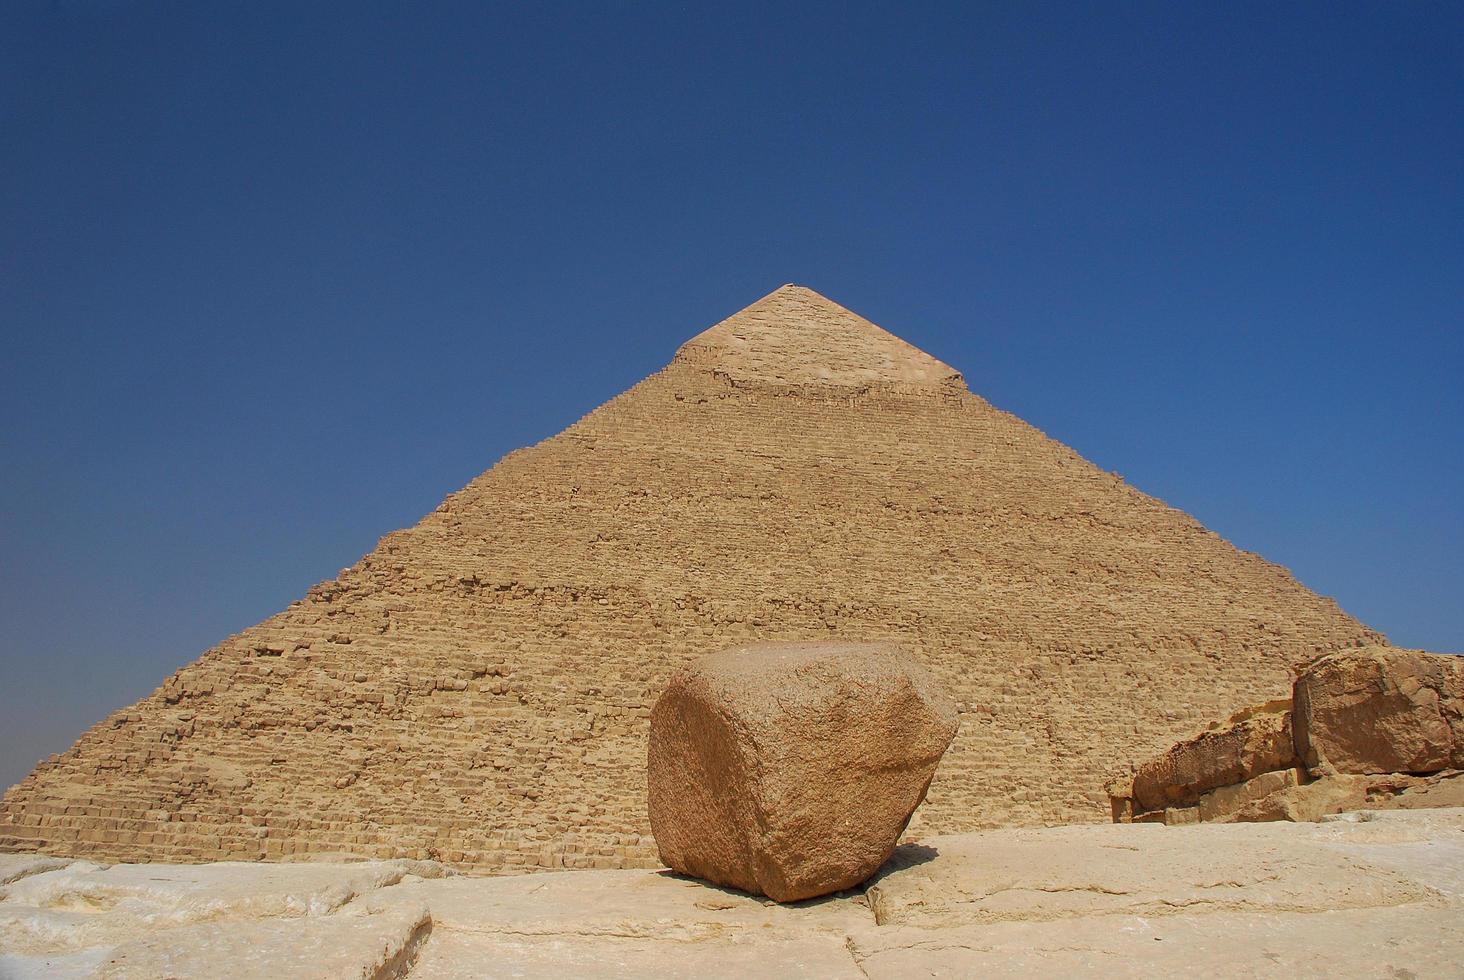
[[646, 641, 958, 902], [1129, 702, 1295, 812], [1293, 646, 1464, 775]]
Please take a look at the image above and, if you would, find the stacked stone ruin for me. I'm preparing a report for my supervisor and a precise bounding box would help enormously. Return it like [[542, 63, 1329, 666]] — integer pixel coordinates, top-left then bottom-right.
[[0, 285, 1381, 870], [1110, 645, 1464, 824]]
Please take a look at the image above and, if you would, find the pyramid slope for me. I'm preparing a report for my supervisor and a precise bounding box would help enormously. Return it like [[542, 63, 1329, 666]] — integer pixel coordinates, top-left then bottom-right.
[[1, 287, 1380, 869]]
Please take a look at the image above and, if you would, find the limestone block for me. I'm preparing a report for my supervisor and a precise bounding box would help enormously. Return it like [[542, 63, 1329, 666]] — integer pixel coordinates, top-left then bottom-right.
[[1232, 770, 1464, 824], [91, 902, 431, 980], [647, 641, 957, 902], [1131, 708, 1294, 812], [861, 821, 1435, 930], [1293, 646, 1464, 775], [1231, 775, 1374, 823], [1375, 768, 1464, 809], [1196, 767, 1302, 822], [1161, 806, 1201, 825], [0, 854, 73, 886]]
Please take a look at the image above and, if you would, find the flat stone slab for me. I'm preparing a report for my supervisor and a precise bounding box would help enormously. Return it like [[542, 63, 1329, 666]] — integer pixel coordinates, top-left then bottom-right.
[[2, 858, 448, 920], [3, 810, 1463, 977], [863, 821, 1438, 927], [0, 854, 75, 885], [0, 857, 450, 964], [409, 931, 863, 980], [358, 866, 870, 940], [91, 902, 431, 980], [848, 905, 1463, 979]]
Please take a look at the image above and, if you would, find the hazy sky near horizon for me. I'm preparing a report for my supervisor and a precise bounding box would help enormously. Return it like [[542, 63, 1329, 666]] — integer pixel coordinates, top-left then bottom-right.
[[2, 2, 1461, 789]]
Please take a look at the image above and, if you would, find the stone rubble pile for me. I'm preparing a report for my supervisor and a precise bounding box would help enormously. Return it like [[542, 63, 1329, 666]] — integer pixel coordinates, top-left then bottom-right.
[[1110, 645, 1464, 825]]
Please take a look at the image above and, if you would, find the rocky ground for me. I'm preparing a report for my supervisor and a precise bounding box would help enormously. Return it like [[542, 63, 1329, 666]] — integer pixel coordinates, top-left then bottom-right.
[[3, 808, 1462, 978]]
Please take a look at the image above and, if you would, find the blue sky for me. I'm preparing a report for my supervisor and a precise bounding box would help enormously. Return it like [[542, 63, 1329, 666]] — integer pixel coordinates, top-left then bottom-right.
[[1, 2, 1460, 788]]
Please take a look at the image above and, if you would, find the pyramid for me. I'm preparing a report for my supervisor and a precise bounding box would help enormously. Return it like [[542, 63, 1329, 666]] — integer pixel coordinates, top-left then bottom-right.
[[1, 286, 1380, 870]]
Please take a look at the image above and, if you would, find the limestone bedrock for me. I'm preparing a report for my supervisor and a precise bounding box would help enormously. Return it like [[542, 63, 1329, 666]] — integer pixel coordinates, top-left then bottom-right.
[[4, 811, 1463, 978], [647, 641, 957, 902]]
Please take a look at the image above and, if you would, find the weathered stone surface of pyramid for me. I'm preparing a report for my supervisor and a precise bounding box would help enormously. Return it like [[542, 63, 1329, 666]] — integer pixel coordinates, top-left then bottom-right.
[[0, 285, 1381, 869]]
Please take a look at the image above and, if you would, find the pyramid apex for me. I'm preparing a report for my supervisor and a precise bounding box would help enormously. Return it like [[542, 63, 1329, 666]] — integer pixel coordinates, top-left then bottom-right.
[[674, 285, 965, 390]]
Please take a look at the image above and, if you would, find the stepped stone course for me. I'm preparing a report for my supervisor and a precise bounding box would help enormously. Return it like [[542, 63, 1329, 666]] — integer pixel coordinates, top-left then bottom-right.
[[0, 285, 1380, 871]]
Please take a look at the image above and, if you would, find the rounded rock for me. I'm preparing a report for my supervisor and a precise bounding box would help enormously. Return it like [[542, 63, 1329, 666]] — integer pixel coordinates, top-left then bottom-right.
[[647, 641, 958, 902]]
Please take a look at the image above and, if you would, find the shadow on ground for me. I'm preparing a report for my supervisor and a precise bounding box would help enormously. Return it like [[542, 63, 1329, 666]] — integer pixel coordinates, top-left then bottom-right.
[[654, 842, 941, 908]]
